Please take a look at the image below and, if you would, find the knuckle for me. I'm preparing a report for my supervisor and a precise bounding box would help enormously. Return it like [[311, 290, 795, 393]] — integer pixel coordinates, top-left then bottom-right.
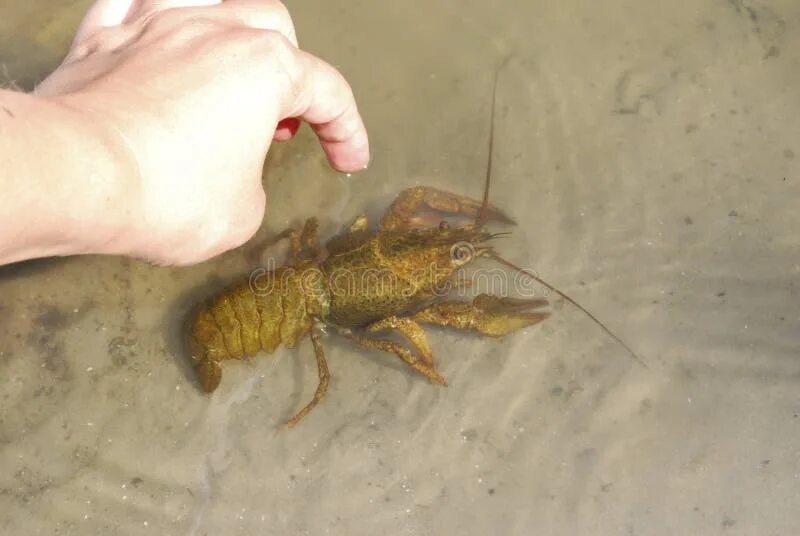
[[226, 0, 296, 42], [229, 28, 295, 70], [268, 1, 295, 35], [67, 38, 101, 63], [262, 0, 291, 21], [340, 78, 357, 106], [67, 26, 130, 61], [175, 16, 224, 40], [140, 7, 180, 30], [249, 28, 293, 56], [145, 10, 224, 40], [339, 112, 362, 142]]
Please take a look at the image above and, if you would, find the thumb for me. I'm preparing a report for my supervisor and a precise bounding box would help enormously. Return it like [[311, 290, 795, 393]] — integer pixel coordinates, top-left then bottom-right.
[[72, 0, 137, 44]]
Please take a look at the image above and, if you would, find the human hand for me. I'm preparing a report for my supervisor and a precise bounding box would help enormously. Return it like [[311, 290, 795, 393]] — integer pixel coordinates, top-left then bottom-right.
[[35, 0, 369, 265]]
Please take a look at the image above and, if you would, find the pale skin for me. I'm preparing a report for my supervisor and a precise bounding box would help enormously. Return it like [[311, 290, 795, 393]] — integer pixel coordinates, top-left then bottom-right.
[[0, 0, 370, 267]]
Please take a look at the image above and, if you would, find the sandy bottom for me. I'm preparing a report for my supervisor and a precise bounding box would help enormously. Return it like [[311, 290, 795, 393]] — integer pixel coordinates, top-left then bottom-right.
[[1, 1, 799, 534]]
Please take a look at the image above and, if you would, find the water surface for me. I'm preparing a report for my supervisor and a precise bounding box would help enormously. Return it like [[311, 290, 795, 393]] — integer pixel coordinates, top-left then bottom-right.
[[1, 1, 799, 534]]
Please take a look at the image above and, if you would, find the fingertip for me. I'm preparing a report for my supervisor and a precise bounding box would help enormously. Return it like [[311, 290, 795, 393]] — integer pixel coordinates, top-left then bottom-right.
[[273, 117, 300, 141], [276, 48, 370, 172], [322, 132, 371, 173], [273, 130, 294, 142]]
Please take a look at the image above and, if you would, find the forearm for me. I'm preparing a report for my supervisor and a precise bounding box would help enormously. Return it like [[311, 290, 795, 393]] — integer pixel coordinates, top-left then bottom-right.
[[0, 89, 139, 265]]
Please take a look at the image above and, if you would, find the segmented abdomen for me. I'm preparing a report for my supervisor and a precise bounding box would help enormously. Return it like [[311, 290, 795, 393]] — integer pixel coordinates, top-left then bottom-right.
[[188, 267, 312, 391]]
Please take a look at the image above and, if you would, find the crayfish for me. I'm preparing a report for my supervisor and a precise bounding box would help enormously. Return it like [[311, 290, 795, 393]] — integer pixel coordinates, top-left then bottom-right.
[[187, 70, 642, 427]]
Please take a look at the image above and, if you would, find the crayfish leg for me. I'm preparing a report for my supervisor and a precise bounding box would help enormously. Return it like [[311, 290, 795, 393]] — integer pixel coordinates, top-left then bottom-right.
[[379, 186, 514, 232], [349, 214, 369, 232], [339, 329, 447, 386], [298, 217, 321, 260], [286, 329, 331, 428], [366, 316, 435, 368], [244, 217, 321, 265], [412, 294, 550, 337], [277, 217, 321, 263]]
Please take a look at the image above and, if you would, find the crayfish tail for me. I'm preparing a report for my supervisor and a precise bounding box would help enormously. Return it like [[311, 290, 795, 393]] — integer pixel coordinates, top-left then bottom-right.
[[196, 355, 223, 393], [188, 335, 223, 393]]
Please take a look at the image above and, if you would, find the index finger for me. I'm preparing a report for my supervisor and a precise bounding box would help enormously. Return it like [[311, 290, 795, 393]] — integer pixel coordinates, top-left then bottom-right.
[[274, 43, 370, 172]]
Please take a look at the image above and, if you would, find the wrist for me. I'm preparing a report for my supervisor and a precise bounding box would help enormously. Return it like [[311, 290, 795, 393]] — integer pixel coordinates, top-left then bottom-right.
[[0, 90, 145, 264], [49, 97, 147, 259]]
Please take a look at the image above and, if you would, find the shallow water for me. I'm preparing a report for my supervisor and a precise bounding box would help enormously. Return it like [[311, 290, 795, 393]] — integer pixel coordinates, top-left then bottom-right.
[[2, 0, 800, 534]]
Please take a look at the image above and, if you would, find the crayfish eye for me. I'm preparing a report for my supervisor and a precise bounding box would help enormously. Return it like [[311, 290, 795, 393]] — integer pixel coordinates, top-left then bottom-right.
[[449, 242, 475, 265]]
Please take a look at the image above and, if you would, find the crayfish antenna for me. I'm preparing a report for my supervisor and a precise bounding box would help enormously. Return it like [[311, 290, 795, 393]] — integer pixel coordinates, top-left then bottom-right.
[[476, 74, 497, 227], [476, 57, 513, 228], [475, 59, 644, 367], [488, 251, 648, 368]]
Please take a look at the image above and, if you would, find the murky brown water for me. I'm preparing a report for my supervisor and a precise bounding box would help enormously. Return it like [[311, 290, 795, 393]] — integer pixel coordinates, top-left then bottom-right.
[[2, 1, 800, 534]]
